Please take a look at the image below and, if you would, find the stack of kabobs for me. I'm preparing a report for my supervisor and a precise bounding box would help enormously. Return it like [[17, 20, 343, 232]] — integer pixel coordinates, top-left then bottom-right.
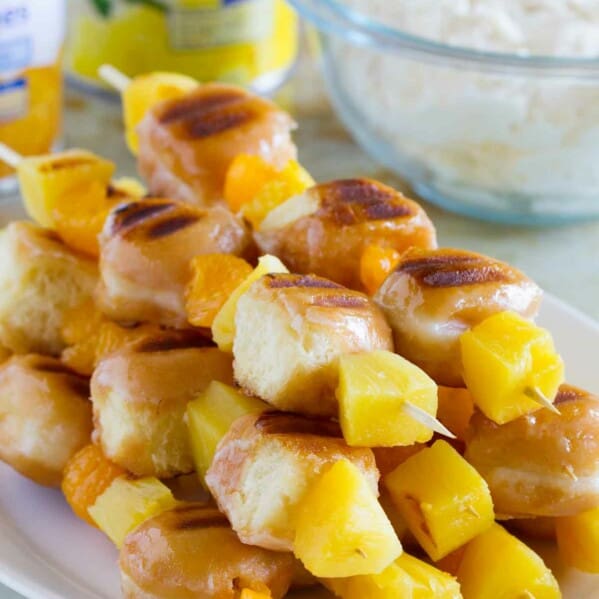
[[0, 65, 597, 599]]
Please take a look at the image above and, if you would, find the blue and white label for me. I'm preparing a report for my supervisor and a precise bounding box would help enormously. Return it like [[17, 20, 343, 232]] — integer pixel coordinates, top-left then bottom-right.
[[0, 76, 27, 121], [0, 0, 65, 76]]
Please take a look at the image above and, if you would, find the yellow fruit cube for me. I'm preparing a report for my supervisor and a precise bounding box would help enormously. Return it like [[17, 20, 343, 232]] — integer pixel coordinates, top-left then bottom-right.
[[212, 254, 288, 352], [457, 523, 560, 598], [337, 350, 438, 447], [323, 561, 413, 599], [111, 176, 146, 198], [186, 381, 267, 482], [460, 311, 564, 425], [294, 459, 402, 578], [123, 71, 198, 154], [18, 149, 115, 227], [556, 506, 599, 573], [241, 160, 315, 229], [396, 553, 462, 599], [88, 476, 177, 547], [384, 440, 494, 561]]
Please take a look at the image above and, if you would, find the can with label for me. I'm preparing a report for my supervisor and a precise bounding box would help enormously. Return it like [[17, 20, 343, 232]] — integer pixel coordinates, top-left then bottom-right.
[[0, 0, 65, 193], [66, 0, 298, 95]]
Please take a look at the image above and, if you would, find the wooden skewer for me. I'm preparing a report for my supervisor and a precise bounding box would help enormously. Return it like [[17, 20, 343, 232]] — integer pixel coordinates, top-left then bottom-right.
[[524, 386, 561, 415], [402, 401, 456, 439], [0, 142, 23, 168], [98, 64, 131, 93]]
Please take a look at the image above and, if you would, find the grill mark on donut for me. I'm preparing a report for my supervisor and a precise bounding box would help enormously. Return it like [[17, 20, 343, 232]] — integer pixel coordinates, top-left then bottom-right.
[[186, 108, 252, 139], [137, 332, 214, 353], [317, 179, 414, 225], [398, 253, 511, 288], [110, 201, 174, 234], [157, 90, 245, 124], [255, 412, 342, 438], [146, 214, 200, 239], [311, 295, 368, 309], [172, 512, 229, 530], [265, 274, 343, 290], [554, 385, 595, 405]]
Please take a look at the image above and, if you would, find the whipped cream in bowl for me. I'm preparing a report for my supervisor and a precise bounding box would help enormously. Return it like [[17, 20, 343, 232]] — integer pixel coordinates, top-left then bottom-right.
[[290, 0, 599, 224]]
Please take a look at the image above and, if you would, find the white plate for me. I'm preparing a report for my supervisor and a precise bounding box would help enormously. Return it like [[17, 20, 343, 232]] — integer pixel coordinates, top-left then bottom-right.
[[0, 294, 598, 599]]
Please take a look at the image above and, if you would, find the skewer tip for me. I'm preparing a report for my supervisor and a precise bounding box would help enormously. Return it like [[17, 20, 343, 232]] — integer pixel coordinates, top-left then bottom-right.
[[524, 386, 561, 415], [402, 401, 456, 440], [98, 64, 131, 93], [0, 142, 23, 168]]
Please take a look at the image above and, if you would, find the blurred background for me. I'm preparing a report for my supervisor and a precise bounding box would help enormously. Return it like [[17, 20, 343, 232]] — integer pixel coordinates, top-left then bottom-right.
[[0, 0, 597, 320]]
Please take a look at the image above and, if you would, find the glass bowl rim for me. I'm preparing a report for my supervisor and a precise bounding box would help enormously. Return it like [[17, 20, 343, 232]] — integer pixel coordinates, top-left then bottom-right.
[[289, 0, 599, 78]]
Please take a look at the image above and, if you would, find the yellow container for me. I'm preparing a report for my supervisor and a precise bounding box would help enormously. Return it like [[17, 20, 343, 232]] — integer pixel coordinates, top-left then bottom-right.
[[0, 1, 65, 191], [66, 0, 299, 93]]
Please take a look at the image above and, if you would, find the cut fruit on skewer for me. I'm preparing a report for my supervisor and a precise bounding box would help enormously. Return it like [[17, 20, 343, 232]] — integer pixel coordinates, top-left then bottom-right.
[[524, 386, 561, 415], [337, 350, 454, 447]]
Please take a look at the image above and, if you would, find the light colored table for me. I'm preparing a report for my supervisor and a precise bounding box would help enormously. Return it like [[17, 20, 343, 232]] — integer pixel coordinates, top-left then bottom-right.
[[1, 64, 598, 599]]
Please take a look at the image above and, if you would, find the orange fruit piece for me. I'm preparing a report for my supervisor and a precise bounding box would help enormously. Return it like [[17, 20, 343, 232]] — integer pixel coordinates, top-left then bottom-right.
[[437, 386, 475, 442], [53, 177, 143, 258], [360, 245, 402, 295], [185, 254, 253, 328], [224, 154, 279, 213], [62, 443, 127, 526]]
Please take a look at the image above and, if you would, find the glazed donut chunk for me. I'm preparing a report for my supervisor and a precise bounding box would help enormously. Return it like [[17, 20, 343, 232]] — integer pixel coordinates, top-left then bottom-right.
[[205, 411, 379, 551], [120, 503, 296, 599], [465, 385, 599, 518], [91, 330, 233, 478], [0, 355, 92, 486], [97, 198, 252, 327], [137, 83, 297, 207], [233, 273, 393, 417], [374, 247, 542, 387], [0, 221, 98, 355], [255, 178, 437, 290]]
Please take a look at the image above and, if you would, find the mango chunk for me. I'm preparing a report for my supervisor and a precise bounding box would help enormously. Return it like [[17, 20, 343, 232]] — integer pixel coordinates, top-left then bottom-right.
[[123, 71, 198, 154], [437, 387, 474, 442], [556, 506, 599, 573], [186, 381, 267, 482], [460, 311, 564, 425], [359, 245, 402, 296], [224, 153, 279, 213], [18, 149, 115, 228], [212, 254, 288, 352], [396, 553, 462, 599], [385, 440, 494, 561], [294, 459, 402, 578], [337, 350, 438, 447], [457, 523, 560, 599], [88, 476, 177, 547]]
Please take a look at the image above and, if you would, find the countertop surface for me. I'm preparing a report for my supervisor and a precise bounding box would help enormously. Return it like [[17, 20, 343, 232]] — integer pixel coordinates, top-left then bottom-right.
[[0, 63, 598, 599]]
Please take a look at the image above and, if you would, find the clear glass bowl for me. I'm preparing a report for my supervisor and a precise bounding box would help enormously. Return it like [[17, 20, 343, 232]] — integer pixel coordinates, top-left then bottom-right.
[[289, 0, 599, 225]]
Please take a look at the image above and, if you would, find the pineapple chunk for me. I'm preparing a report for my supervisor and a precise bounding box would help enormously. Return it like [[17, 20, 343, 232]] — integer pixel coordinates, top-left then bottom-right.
[[555, 506, 599, 573], [240, 160, 315, 229], [337, 350, 438, 447], [457, 523, 560, 598], [397, 553, 462, 599], [324, 553, 461, 599], [460, 311, 564, 425], [294, 459, 402, 578], [258, 190, 320, 232], [384, 440, 494, 561], [111, 176, 146, 198], [88, 476, 177, 547], [212, 254, 288, 352], [186, 381, 267, 482], [18, 150, 115, 227], [123, 72, 198, 154], [323, 561, 413, 599]]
